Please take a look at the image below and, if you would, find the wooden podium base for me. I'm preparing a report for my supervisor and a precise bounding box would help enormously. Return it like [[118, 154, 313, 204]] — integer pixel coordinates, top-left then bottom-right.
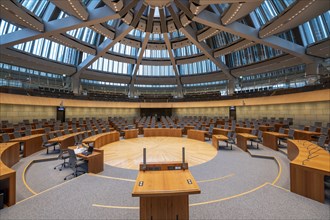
[[140, 195, 188, 220]]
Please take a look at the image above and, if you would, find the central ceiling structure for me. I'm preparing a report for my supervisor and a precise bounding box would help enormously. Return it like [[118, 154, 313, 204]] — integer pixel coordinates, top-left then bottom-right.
[[0, 0, 329, 98]]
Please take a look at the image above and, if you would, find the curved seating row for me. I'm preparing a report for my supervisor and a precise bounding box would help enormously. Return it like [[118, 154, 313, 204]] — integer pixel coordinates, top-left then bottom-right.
[[143, 128, 182, 137], [0, 142, 20, 207], [82, 131, 120, 148], [287, 140, 330, 203]]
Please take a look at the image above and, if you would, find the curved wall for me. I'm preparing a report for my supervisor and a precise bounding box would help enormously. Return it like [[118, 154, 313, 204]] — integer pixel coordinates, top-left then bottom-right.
[[0, 89, 329, 126]]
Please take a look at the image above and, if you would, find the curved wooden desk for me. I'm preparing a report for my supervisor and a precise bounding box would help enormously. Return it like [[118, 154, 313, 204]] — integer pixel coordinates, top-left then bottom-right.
[[187, 130, 207, 142], [285, 129, 321, 141], [263, 132, 289, 151], [70, 146, 104, 174], [212, 135, 229, 150], [213, 128, 231, 136], [235, 127, 253, 134], [236, 133, 257, 152], [287, 140, 330, 203], [48, 132, 85, 149], [0, 142, 20, 206], [82, 131, 120, 148], [123, 129, 139, 139], [9, 134, 44, 157], [143, 128, 182, 137], [183, 125, 195, 135]]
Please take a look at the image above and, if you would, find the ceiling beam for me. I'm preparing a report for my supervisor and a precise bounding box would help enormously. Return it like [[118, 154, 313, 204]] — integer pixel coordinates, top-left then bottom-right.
[[221, 1, 263, 25], [129, 32, 151, 91], [118, 0, 140, 17], [163, 33, 183, 91], [159, 6, 168, 33], [50, 0, 89, 21], [194, 10, 318, 64], [73, 23, 133, 77], [0, 1, 44, 32], [49, 34, 96, 55], [0, 5, 120, 48], [146, 7, 155, 33], [192, 0, 261, 4], [168, 1, 233, 79], [180, 25, 234, 80], [129, 0, 146, 27], [259, 0, 330, 38]]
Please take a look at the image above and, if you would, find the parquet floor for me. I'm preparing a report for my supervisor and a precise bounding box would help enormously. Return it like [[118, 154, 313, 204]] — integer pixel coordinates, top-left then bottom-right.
[[102, 137, 217, 170]]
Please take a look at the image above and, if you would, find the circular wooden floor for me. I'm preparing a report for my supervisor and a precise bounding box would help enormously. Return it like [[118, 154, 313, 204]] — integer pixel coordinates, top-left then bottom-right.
[[102, 137, 217, 170]]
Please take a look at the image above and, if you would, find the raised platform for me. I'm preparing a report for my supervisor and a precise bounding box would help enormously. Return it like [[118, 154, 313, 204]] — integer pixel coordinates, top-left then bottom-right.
[[101, 137, 217, 170]]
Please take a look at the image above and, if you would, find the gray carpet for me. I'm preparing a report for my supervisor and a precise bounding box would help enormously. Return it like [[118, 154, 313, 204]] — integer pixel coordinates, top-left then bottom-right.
[[1, 175, 329, 220], [246, 144, 290, 189], [190, 184, 330, 219]]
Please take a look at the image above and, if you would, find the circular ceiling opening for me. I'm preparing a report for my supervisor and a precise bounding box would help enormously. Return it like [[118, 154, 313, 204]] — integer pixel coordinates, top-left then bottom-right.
[[144, 0, 173, 7]]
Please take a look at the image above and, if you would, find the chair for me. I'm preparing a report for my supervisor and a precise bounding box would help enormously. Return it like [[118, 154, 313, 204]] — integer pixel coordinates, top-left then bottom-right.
[[320, 127, 329, 136], [56, 131, 62, 137], [206, 126, 214, 140], [250, 130, 263, 149], [24, 130, 31, 136], [64, 149, 87, 180], [251, 129, 258, 136], [48, 132, 56, 140], [44, 127, 51, 133], [314, 122, 322, 127], [105, 126, 110, 132], [42, 134, 58, 154], [80, 127, 86, 131], [309, 126, 317, 132], [316, 135, 327, 148], [64, 129, 70, 135], [224, 132, 236, 150], [54, 149, 70, 171], [298, 125, 305, 130], [91, 129, 96, 136], [1, 133, 10, 142], [238, 121, 244, 127], [98, 128, 103, 134], [83, 131, 89, 139], [279, 129, 295, 146], [278, 127, 285, 134], [231, 123, 236, 131], [13, 131, 21, 138]]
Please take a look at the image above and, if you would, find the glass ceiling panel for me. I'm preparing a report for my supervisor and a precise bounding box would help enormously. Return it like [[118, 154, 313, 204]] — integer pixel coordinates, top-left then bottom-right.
[[13, 38, 78, 65], [143, 49, 169, 58], [66, 27, 99, 46], [18, 0, 49, 18], [0, 20, 22, 36], [88, 56, 132, 75]]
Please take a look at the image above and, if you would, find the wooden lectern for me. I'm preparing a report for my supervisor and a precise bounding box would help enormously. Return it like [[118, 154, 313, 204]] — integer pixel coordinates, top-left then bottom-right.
[[132, 162, 200, 220]]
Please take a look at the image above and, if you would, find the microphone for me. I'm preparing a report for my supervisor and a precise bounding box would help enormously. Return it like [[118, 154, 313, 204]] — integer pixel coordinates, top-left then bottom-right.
[[182, 147, 186, 170], [142, 147, 147, 171]]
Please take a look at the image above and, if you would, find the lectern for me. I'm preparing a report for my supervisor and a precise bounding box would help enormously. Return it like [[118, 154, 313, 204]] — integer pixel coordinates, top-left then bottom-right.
[[132, 161, 200, 220]]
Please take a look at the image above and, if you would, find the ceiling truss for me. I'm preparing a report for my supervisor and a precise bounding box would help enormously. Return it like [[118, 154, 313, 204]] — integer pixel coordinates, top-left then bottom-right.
[[0, 0, 328, 95]]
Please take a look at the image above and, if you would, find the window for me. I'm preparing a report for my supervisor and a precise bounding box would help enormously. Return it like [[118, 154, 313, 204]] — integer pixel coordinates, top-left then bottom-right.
[[13, 39, 78, 65], [179, 60, 220, 75], [137, 65, 175, 76]]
